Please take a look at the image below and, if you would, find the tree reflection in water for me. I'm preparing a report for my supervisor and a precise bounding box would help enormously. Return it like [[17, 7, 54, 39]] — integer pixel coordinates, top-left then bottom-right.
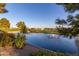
[[47, 34, 60, 39], [75, 37, 79, 55]]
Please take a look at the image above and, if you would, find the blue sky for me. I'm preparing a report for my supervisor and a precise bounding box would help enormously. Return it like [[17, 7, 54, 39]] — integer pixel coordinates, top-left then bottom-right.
[[0, 3, 78, 28]]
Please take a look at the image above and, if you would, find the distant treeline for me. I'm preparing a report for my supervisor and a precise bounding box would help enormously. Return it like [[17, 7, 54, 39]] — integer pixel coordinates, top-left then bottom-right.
[[28, 28, 58, 34]]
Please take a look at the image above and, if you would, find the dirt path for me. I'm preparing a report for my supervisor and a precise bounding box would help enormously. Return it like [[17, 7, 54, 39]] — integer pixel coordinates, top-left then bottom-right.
[[16, 44, 40, 56]]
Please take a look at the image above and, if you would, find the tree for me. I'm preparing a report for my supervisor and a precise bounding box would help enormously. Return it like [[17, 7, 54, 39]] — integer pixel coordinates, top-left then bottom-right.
[[0, 3, 8, 13], [56, 3, 79, 38], [56, 18, 67, 27], [16, 21, 27, 33], [0, 18, 10, 29], [57, 3, 79, 13], [0, 3, 9, 29], [0, 4, 9, 30]]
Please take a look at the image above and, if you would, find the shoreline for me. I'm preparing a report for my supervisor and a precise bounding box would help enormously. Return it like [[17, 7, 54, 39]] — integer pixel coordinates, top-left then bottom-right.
[[15, 43, 59, 56], [15, 43, 76, 56], [15, 43, 40, 56], [0, 43, 75, 56]]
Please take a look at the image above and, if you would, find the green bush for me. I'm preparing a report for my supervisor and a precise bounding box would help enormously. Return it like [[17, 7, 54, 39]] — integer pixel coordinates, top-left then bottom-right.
[[0, 31, 26, 49], [0, 32, 14, 47], [14, 33, 26, 49]]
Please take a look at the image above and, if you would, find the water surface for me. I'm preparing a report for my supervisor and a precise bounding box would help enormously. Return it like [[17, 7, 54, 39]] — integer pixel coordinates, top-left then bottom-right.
[[26, 33, 78, 54]]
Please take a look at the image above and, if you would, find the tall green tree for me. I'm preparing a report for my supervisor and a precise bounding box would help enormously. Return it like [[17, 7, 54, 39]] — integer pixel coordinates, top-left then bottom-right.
[[0, 18, 10, 30], [56, 3, 79, 38], [0, 18, 10, 31], [16, 21, 27, 33]]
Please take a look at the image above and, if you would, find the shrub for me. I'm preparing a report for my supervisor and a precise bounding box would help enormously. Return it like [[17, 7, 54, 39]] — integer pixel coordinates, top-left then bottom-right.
[[14, 33, 26, 49], [0, 31, 26, 49], [0, 32, 14, 47]]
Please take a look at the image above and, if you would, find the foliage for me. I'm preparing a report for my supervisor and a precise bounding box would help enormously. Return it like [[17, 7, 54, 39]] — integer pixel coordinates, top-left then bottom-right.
[[0, 3, 8, 13], [56, 18, 67, 26], [16, 21, 27, 33], [0, 18, 26, 49], [30, 50, 65, 56], [42, 28, 57, 34], [0, 30, 26, 49], [29, 28, 58, 34], [0, 18, 10, 29], [56, 4, 79, 38], [14, 33, 26, 49], [57, 3, 79, 13], [29, 28, 42, 33], [0, 32, 14, 47], [0, 3, 27, 50]]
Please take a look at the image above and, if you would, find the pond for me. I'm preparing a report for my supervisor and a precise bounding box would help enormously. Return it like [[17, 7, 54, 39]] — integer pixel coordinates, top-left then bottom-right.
[[26, 33, 79, 55]]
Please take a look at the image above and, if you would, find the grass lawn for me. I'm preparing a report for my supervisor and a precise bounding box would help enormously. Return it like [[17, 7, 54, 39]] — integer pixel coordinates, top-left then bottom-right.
[[0, 28, 20, 33]]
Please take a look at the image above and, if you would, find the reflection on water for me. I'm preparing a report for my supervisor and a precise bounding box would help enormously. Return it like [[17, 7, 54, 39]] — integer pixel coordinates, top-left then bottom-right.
[[75, 37, 79, 55], [26, 33, 79, 55]]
